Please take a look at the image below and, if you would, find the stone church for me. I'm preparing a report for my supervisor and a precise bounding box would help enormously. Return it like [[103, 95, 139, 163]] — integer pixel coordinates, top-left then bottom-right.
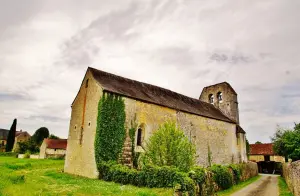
[[64, 67, 247, 178]]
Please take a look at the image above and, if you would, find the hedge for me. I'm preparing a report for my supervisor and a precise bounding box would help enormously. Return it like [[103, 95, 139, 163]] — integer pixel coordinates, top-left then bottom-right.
[[98, 161, 196, 195], [0, 152, 18, 157], [98, 161, 255, 195]]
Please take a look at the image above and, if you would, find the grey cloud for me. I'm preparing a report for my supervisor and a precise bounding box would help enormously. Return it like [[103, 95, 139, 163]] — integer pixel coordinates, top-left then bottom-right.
[[209, 52, 254, 64], [26, 115, 68, 123], [0, 93, 31, 101]]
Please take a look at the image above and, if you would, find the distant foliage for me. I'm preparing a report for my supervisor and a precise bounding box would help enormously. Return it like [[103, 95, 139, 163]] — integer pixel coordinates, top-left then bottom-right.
[[95, 93, 126, 164], [246, 138, 250, 158], [31, 127, 49, 145], [18, 140, 39, 154], [6, 119, 17, 152], [141, 121, 196, 172], [255, 141, 262, 144], [49, 134, 60, 139], [272, 123, 300, 161]]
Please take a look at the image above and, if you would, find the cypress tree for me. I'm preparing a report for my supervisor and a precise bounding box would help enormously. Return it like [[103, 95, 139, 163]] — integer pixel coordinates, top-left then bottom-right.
[[6, 119, 17, 152]]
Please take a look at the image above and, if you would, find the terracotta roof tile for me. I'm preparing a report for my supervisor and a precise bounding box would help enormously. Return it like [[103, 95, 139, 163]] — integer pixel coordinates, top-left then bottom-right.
[[250, 143, 274, 155], [89, 67, 235, 123], [45, 139, 67, 150]]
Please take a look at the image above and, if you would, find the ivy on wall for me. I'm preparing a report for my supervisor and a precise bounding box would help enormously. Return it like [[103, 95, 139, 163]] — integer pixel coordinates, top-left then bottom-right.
[[128, 114, 139, 168], [95, 92, 126, 164]]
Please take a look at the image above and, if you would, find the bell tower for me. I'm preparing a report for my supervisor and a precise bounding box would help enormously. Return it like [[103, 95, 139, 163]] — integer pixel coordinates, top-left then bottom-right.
[[199, 82, 239, 124]]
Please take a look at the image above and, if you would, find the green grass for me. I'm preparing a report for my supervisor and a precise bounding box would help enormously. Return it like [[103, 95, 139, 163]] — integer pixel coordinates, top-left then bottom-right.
[[216, 175, 261, 196], [278, 176, 293, 196], [0, 156, 172, 196]]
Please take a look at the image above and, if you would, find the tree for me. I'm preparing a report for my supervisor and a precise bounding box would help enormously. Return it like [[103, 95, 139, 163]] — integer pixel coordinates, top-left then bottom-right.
[[49, 134, 60, 139], [31, 127, 49, 145], [246, 138, 250, 158], [6, 119, 17, 152], [255, 141, 262, 144], [272, 123, 300, 162], [141, 121, 196, 172]]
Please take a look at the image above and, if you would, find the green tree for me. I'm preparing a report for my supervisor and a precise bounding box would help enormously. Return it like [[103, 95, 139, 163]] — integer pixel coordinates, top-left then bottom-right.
[[95, 93, 126, 164], [141, 121, 196, 172], [272, 123, 300, 161], [31, 127, 49, 145], [255, 141, 262, 144], [49, 134, 60, 139], [245, 138, 250, 156], [6, 119, 17, 152]]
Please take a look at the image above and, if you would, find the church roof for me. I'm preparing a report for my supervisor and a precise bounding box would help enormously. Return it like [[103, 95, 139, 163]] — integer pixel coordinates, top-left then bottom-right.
[[89, 67, 235, 123], [250, 143, 275, 155]]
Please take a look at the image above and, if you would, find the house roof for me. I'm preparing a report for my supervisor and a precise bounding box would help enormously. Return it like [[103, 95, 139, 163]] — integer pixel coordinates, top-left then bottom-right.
[[15, 130, 31, 137], [250, 143, 274, 155], [89, 67, 235, 123], [44, 139, 67, 150], [0, 129, 9, 140]]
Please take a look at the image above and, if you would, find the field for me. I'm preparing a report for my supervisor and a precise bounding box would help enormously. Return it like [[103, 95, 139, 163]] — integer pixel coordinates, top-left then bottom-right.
[[0, 157, 172, 196]]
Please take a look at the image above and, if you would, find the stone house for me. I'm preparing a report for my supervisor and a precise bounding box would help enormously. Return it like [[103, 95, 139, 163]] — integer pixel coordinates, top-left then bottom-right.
[[0, 129, 31, 152], [64, 67, 247, 178], [250, 143, 285, 173], [13, 130, 31, 151], [39, 139, 67, 159]]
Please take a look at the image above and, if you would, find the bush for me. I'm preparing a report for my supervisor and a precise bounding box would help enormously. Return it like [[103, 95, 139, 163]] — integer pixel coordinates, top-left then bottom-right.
[[97, 162, 196, 195], [189, 166, 206, 186], [0, 152, 18, 157], [210, 165, 233, 190], [142, 121, 196, 172], [24, 151, 30, 159], [228, 164, 241, 184]]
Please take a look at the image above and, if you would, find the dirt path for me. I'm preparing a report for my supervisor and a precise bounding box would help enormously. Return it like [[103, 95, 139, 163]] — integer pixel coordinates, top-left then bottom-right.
[[231, 174, 279, 196]]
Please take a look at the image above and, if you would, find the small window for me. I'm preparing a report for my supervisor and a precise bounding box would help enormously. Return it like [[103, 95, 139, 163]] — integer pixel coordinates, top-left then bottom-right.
[[85, 79, 89, 88], [88, 122, 91, 127], [217, 92, 223, 102], [137, 128, 143, 146], [74, 125, 77, 130], [208, 94, 214, 104]]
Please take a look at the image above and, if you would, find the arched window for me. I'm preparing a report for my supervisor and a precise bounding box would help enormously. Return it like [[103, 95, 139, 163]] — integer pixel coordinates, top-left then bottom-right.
[[217, 92, 223, 102], [208, 94, 214, 104], [137, 128, 143, 146]]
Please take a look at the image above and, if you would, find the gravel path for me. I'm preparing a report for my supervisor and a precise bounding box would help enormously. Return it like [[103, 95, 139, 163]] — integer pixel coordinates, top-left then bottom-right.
[[231, 174, 279, 196]]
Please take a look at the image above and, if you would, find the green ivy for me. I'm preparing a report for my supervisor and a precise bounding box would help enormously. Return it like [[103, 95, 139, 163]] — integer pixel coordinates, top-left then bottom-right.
[[95, 92, 126, 164], [128, 115, 138, 168]]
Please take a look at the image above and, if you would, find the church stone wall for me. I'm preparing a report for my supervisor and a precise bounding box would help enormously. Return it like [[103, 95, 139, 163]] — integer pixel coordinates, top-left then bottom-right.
[[64, 70, 102, 179], [124, 98, 243, 167], [65, 76, 246, 179]]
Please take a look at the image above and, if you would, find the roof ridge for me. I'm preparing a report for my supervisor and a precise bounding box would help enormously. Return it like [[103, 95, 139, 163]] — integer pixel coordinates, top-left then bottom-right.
[[88, 67, 224, 109]]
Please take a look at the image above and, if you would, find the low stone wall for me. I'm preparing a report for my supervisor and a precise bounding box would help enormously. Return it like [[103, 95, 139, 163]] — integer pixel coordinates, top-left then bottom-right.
[[18, 154, 25, 158], [198, 162, 258, 196], [240, 161, 258, 181], [30, 155, 40, 159], [282, 160, 300, 196]]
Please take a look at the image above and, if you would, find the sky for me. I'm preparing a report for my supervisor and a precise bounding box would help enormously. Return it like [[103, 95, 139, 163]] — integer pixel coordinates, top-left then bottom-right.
[[0, 0, 299, 143]]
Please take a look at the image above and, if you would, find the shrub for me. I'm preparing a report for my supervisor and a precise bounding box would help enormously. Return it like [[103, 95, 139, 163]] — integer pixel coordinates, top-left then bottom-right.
[[0, 152, 18, 157], [97, 162, 196, 195], [24, 151, 30, 159], [142, 121, 196, 172], [31, 127, 50, 146], [228, 164, 241, 184], [189, 166, 206, 186], [210, 164, 233, 190]]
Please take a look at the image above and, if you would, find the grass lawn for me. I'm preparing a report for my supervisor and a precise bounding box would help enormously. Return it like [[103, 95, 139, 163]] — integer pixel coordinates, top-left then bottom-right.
[[0, 156, 172, 196], [278, 176, 293, 196], [216, 175, 261, 196]]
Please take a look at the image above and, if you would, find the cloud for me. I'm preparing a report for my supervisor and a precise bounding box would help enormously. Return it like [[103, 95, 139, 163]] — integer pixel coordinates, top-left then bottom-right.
[[0, 0, 299, 143]]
